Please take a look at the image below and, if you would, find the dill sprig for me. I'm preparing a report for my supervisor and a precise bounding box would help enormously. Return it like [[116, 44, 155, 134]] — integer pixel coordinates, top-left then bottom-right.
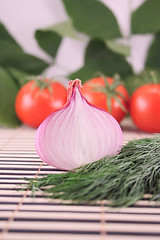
[[26, 136, 160, 207]]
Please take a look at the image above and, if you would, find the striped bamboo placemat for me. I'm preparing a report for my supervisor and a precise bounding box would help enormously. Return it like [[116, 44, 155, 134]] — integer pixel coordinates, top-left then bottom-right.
[[0, 119, 160, 240]]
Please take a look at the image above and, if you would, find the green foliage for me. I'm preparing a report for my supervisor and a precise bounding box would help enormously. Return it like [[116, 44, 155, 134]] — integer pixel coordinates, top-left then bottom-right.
[[47, 20, 78, 39], [69, 39, 132, 82], [25, 136, 160, 207], [0, 22, 22, 50], [0, 67, 21, 127], [124, 69, 160, 96], [7, 68, 29, 87], [63, 0, 121, 39], [0, 22, 48, 75], [106, 40, 130, 57], [145, 33, 160, 70], [35, 31, 62, 59], [35, 21, 78, 59], [0, 40, 48, 75], [132, 0, 160, 34], [35, 20, 78, 59]]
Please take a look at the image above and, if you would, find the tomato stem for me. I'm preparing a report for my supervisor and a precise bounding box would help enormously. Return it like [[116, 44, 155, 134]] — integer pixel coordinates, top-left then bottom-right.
[[90, 72, 127, 113], [150, 71, 158, 84]]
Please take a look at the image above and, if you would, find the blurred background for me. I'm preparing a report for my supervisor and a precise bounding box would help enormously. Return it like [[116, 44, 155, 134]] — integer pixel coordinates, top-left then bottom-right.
[[0, 0, 160, 129], [0, 0, 152, 75]]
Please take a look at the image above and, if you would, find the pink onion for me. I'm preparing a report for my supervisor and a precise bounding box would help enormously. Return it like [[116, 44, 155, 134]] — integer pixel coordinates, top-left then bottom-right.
[[35, 79, 123, 170]]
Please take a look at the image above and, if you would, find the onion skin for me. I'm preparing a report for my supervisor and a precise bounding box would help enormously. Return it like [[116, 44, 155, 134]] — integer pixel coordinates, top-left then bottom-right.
[[35, 79, 123, 170]]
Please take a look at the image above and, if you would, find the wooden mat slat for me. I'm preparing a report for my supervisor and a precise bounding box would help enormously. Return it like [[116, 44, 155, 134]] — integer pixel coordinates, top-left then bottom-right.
[[1, 210, 160, 223], [1, 221, 160, 234], [3, 234, 160, 240], [0, 120, 160, 240]]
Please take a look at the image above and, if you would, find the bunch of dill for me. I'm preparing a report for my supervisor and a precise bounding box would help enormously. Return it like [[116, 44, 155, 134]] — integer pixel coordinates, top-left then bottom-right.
[[26, 136, 160, 207]]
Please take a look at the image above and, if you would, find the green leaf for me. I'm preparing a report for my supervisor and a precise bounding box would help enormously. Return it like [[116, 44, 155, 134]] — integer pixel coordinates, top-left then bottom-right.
[[0, 22, 22, 50], [145, 33, 160, 69], [69, 39, 132, 82], [0, 40, 48, 75], [47, 20, 78, 39], [132, 0, 160, 34], [106, 40, 130, 56], [0, 66, 21, 127], [7, 68, 29, 87], [63, 0, 121, 39], [35, 31, 61, 59], [0, 22, 49, 74], [124, 69, 160, 96], [35, 20, 78, 58]]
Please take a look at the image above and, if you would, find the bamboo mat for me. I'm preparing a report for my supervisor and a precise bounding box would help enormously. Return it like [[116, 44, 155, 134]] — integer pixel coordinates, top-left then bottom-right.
[[0, 119, 160, 240]]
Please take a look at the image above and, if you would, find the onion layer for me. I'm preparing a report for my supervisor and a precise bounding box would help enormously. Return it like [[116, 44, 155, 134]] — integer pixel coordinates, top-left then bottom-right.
[[35, 79, 123, 170]]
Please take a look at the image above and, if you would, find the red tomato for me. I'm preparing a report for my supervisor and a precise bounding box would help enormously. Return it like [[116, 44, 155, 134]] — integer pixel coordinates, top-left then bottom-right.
[[81, 77, 130, 123], [15, 80, 67, 128], [130, 84, 160, 133]]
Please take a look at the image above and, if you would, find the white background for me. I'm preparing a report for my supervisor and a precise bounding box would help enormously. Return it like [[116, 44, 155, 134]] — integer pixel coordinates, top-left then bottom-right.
[[0, 0, 154, 77]]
